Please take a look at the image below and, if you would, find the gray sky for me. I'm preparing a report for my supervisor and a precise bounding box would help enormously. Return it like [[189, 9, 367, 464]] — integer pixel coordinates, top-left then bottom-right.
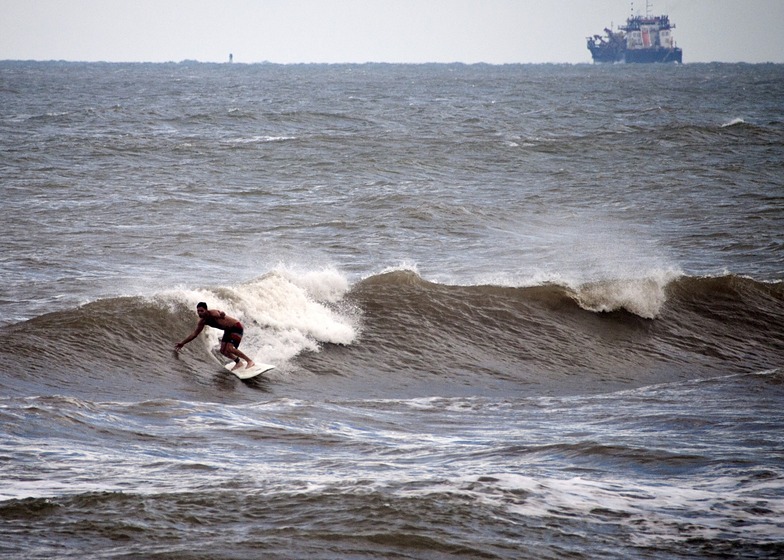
[[2, 0, 782, 64]]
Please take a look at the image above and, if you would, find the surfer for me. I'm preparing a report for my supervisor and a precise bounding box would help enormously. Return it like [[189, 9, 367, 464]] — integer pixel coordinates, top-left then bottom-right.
[[175, 302, 255, 370]]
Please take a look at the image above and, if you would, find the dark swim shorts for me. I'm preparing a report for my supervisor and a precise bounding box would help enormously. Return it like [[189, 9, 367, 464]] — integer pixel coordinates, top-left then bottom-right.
[[221, 323, 244, 348]]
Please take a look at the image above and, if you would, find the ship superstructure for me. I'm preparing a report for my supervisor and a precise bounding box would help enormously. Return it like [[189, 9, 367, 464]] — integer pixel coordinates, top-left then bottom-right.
[[587, 4, 683, 63]]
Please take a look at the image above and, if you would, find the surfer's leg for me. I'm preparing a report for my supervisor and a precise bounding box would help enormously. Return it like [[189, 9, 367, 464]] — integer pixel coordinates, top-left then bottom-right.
[[221, 328, 255, 369], [219, 341, 237, 362], [222, 343, 254, 370], [220, 344, 241, 370]]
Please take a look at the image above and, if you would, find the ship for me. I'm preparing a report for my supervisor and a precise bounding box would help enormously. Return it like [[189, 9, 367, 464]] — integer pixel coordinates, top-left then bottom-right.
[[587, 7, 682, 63]]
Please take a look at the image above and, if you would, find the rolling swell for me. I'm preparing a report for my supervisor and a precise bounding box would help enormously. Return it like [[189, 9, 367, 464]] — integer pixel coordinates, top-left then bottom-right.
[[1, 271, 781, 401], [0, 296, 210, 402], [324, 271, 783, 396]]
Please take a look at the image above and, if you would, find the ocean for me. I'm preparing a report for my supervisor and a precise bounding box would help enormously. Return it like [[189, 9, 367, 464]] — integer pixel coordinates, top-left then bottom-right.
[[1, 60, 782, 558]]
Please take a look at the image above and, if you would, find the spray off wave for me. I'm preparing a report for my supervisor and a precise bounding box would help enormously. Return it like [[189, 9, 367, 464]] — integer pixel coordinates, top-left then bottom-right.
[[387, 261, 680, 319]]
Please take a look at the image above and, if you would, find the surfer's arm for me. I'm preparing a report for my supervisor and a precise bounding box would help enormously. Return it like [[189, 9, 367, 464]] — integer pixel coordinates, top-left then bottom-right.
[[175, 321, 206, 350]]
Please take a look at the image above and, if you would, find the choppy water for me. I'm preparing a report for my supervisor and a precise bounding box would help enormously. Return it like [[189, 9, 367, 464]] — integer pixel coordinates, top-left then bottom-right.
[[1, 61, 783, 558]]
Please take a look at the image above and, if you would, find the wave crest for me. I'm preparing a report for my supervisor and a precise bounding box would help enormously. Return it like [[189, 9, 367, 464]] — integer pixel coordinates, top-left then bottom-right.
[[570, 276, 673, 319]]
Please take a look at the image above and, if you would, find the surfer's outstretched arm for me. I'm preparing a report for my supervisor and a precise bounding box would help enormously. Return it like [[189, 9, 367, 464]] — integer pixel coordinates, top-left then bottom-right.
[[175, 320, 205, 351]]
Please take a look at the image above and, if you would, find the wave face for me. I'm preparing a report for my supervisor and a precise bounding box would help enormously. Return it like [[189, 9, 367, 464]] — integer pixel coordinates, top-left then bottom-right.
[[2, 270, 781, 402], [344, 271, 782, 387]]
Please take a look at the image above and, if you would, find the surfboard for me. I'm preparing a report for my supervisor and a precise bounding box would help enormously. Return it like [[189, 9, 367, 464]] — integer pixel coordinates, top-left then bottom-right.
[[223, 361, 275, 380]]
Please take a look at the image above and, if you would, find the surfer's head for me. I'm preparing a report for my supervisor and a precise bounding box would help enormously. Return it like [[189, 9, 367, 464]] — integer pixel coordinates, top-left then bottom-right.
[[196, 302, 208, 317]]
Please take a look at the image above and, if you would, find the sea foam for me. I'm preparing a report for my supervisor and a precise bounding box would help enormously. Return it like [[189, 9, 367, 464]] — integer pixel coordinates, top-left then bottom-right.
[[169, 266, 358, 366]]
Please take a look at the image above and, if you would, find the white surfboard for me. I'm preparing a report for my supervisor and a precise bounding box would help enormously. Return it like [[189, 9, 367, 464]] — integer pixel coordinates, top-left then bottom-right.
[[223, 361, 275, 380]]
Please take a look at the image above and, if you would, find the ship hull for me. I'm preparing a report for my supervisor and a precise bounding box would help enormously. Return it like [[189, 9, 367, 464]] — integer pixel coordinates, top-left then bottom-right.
[[625, 48, 682, 64], [588, 47, 682, 64], [587, 46, 624, 64]]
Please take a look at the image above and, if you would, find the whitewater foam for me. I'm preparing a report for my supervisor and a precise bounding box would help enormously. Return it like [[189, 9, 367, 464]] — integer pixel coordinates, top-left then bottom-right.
[[570, 272, 680, 319], [164, 267, 358, 366], [721, 117, 746, 127]]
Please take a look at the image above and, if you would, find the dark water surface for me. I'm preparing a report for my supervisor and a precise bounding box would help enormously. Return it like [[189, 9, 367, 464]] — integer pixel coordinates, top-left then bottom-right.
[[1, 61, 783, 558]]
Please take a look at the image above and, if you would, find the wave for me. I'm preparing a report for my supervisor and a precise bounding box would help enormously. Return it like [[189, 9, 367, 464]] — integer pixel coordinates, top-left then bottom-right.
[[0, 269, 781, 401], [340, 270, 782, 381], [519, 117, 783, 156], [0, 268, 358, 401]]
